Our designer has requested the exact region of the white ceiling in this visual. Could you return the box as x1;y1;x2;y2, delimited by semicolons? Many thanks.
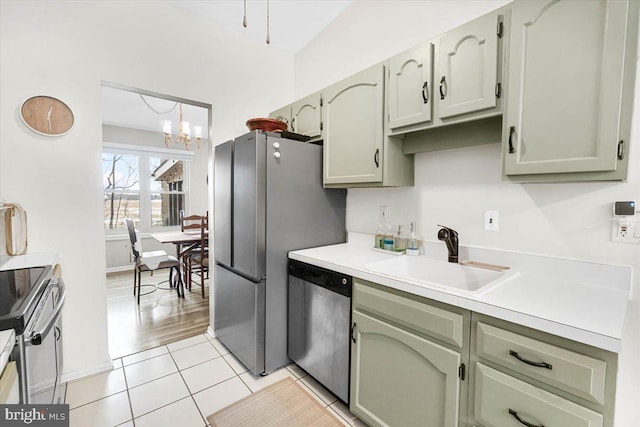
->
101;86;210;138
102;1;351;134
167;0;352;54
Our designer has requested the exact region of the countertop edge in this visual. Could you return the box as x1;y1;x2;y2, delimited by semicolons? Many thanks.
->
289;250;624;353
0;252;60;271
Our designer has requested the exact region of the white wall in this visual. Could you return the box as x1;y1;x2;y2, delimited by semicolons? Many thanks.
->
0;0;293;378
295;0;510;98
295;1;640;425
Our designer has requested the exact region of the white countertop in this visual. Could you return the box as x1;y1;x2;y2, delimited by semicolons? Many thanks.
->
289;234;631;353
0;252;59;271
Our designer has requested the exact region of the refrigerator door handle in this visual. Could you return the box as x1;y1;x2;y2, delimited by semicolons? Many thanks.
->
215;262;265;283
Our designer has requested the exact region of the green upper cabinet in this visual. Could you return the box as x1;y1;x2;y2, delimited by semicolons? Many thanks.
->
268;105;291;129
322;63;385;185
388;42;434;131
290;92;322;139
503;0;639;181
437;11;503;119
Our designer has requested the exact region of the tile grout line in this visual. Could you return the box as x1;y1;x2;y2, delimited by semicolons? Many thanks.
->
126;347;196;421
190;374;245;412
296;374;339;407
327;406;355;426
234;370;254;395
122;353;169;370
123;338;221;392
121;358;136;427
66;368;128;412
167;339;209;426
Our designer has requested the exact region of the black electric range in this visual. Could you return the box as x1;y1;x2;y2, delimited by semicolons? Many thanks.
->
0;265;53;335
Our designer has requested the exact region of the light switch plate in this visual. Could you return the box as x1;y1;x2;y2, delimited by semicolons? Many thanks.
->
484;210;499;232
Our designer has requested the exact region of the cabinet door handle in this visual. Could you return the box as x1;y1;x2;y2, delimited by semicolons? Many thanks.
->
618;140;624;160
422;81;429;104
509;350;552;370
509;409;544;427
508;126;516;154
351;323;357;343
439;76;447;100
291;117;295;132
374;149;380;168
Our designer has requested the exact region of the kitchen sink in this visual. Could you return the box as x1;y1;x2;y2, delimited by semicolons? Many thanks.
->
364;256;517;295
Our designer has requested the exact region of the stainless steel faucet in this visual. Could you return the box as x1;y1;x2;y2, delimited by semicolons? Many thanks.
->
437;225;459;263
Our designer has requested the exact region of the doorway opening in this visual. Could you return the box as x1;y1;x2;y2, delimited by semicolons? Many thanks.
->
101;82;212;358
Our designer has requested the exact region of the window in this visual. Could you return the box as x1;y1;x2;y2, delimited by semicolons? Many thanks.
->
102;147;190;232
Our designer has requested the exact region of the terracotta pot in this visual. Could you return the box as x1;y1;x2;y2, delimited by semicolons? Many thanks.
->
246;118;288;132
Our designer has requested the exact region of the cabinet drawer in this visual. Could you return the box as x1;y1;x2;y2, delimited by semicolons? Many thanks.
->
475;363;603;427
354;281;464;348
476;322;606;404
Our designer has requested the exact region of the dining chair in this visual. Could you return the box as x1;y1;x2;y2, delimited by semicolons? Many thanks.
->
180;210;204;232
125;218;183;304
180;214;208;298
179;210;206;286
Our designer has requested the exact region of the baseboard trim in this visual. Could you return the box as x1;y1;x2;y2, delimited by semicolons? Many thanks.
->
60;360;113;384
207;325;215;338
106;265;133;274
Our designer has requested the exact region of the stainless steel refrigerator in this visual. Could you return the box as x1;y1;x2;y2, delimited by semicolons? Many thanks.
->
213;130;346;375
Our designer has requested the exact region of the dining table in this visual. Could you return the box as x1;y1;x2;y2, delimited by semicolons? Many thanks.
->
150;230;207;289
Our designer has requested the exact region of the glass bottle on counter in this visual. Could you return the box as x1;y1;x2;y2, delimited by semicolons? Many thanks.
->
382;214;394;251
394;225;407;252
406;221;420;256
374;207;388;249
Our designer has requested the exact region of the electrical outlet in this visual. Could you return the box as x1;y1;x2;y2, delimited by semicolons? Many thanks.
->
618;224;628;238
484;210;499;232
611;201;640;244
379;206;389;221
611;219;640;243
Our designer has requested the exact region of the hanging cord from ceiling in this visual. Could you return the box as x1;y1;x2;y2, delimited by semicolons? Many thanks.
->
266;0;270;44
243;0;247;27
139;94;178;115
241;0;271;45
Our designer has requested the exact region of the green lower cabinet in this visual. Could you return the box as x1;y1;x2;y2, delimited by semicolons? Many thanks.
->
350;310;462;427
473;363;603;427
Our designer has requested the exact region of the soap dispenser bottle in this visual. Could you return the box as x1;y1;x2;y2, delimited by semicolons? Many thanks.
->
395;225;407;253
406;222;420;256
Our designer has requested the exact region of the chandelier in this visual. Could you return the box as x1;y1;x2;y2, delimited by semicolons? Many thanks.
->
139;95;202;149
161;104;203;149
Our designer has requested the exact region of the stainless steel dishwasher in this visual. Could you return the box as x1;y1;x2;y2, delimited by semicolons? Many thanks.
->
288;259;351;403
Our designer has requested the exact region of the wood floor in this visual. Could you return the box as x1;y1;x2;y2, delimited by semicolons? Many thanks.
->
106;269;210;358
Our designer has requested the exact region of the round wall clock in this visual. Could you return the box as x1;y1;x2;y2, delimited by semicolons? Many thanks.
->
20;96;74;136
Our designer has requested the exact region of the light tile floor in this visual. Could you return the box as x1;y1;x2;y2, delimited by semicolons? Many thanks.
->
65;332;365;427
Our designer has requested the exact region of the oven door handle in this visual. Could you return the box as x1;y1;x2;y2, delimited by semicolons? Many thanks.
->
28;278;66;346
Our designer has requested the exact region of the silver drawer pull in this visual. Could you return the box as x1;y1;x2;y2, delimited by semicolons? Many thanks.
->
509;409;545;427
509;350;552;370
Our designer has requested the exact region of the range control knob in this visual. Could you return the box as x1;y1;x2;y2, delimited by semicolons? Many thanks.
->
272;142;280;149
274;152;281;158
342;278;347;285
